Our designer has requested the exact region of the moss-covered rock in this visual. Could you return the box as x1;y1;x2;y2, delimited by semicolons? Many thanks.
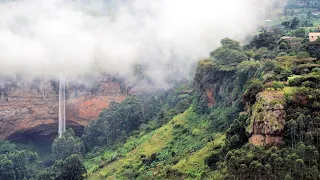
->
247;91;286;146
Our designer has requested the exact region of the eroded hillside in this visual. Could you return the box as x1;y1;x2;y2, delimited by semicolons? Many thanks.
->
0;77;126;142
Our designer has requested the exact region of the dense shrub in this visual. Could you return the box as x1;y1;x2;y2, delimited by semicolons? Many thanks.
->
296;51;310;59
277;52;287;57
289;75;320;87
272;81;285;90
242;79;264;105
293;28;306;37
296;63;320;73
262;60;277;72
312;67;320;73
250;30;278;50
208;107;239;132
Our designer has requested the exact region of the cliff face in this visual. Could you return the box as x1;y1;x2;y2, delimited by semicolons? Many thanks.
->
0;78;126;142
247;91;286;146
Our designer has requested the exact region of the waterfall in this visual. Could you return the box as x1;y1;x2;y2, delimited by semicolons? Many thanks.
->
58;75;66;138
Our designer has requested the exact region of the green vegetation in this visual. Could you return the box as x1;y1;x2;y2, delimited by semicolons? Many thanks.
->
210;38;248;65
52;154;87;180
52;129;85;160
0;142;41;180
0;1;319;179
81;108;221;179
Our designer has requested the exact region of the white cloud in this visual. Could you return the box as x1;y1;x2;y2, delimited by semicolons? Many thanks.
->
0;0;286;86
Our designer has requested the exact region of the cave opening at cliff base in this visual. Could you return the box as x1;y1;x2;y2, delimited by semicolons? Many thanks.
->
7;122;84;162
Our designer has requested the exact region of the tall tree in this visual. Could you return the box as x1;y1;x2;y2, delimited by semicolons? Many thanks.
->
53;154;87;180
52;129;84;160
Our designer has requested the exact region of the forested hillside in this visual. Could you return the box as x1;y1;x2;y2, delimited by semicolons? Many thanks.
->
81;5;320;178
0;0;320;179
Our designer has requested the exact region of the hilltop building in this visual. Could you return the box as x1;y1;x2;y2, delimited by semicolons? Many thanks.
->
309;32;320;42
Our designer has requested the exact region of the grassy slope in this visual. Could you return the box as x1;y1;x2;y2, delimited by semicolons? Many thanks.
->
85;108;224;180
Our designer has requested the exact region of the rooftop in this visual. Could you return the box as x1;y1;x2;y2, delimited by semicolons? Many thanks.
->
309;32;320;36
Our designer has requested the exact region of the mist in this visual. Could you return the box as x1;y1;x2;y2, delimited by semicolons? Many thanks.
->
0;0;286;87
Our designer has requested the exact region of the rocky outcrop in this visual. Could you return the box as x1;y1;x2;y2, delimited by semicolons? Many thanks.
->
247;91;286;146
0;78;126;142
206;88;215;107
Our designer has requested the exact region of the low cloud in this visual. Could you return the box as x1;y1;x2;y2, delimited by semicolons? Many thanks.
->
0;0;286;86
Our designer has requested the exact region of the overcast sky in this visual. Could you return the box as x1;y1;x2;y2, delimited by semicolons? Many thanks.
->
0;0;286;86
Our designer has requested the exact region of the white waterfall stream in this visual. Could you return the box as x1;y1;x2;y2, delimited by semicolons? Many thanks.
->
58;75;66;138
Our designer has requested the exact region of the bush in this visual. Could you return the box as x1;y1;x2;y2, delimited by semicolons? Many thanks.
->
297;63;320;71
277;52;287;57
175;99;191;113
296;51;310;59
289;75;320;87
272;81;285;90
289;77;303;86
293;28;306;37
279;42;288;52
312;68;320;73
262;60;276;72
295;64;320;75
301;81;316;88
242;79;264;105
209;107;239;131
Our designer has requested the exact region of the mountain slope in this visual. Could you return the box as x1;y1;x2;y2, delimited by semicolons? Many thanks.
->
85;108;224;179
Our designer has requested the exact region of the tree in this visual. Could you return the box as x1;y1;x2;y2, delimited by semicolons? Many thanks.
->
220;38;241;50
52;129;85;160
210;38;247;65
275;157;284;177
264;164;272;179
0;155;15;180
210;47;247;65
310;166;319;180
250;30;278;50
227;155;239;179
82;96;145;149
296;51;310;59
242;79;264;105
249;161;260;180
305;132;314;145
297;114;306;142
282;17;300;30
35;171;54;180
53;154;87;180
262;60;276;72
236;60;261;86
290;18;300;29
0;146;40;180
284;174;293;180
307;38;320;59
239;164;248;179
287;119;297;148
295;159;305;179
293;28;306;38
279;42;288;52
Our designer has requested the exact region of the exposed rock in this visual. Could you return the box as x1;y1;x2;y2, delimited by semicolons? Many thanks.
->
206;88;215;107
203;75;235;108
247;91;286;146
0;78;126;141
249;134;284;147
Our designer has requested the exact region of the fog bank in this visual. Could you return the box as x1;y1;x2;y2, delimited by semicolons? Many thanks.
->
0;0;286;86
